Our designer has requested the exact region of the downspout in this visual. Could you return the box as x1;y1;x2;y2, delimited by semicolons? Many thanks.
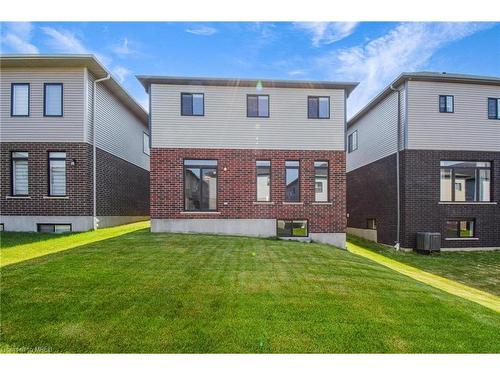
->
390;84;401;250
92;74;111;230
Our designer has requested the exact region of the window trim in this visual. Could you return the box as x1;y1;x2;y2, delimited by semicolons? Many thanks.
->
348;130;358;153
285;160;300;202
307;96;330;119
10;83;30;117
11;151;29;196
256;160;272;202
440;160;491;202
143;132;150;156
37;223;72;233
43;83;64;117
439;95;454;113
48;151;67;197
445;218;475;239
180;92;205;116
246;94;270;118
183;159;218;212
487;97;500;120
276;219;309;238
314;160;329;202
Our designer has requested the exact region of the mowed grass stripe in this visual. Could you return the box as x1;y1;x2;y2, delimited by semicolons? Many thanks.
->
347;242;500;313
0;221;150;267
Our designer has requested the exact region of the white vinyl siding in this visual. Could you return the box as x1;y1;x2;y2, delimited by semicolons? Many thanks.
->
11;83;29;116
49;152;66;196
12;152;29;195
150;84;345;151
0;68;85;142
407;81;500;151
94;82;149;170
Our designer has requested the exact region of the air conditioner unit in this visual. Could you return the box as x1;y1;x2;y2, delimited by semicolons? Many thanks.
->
416;232;441;254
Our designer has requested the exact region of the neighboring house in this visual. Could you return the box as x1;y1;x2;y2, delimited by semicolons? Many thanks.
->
0;55;150;232
346;72;500;250
137;76;358;248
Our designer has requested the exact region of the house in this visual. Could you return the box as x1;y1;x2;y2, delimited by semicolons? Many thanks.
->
346;72;500;250
137;75;358;248
0;55;150;232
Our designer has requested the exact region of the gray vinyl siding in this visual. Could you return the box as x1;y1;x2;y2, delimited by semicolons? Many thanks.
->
0;68;85;142
150;84;345;150
347;86;405;172
94;82;149;170
407;80;500;151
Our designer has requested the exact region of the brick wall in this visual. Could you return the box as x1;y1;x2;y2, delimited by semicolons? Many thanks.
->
1;142;93;216
347;153;398;245
402;149;500;249
151;148;346;233
96;148;149;216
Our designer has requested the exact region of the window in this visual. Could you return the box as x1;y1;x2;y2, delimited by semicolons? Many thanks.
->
285;161;300;202
37;224;72;233
184;160;217;211
181;93;204;116
277;220;308;237
308;96;330;119
488;98;500;119
11;152;29;196
0;224;4;232
440;161;491;202
256;160;271;202
314;161;328;202
348;130;358;153
49;152;67;196
367;219;377;230
11;83;29;116
143;133;150;155
44;83;63;116
445;219;475;239
439;95;454;113
247;95;269;117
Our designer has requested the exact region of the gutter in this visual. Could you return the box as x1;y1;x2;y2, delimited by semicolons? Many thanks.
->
389;84;402;250
92;74;111;230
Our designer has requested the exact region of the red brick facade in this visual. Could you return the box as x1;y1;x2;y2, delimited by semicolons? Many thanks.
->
151;148;346;233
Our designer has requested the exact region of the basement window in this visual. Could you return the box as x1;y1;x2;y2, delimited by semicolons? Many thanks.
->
445;219;475;239
37;224;72;233
367;218;377;230
277;220;308;237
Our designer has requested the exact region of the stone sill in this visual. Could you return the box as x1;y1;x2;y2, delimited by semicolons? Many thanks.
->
180;211;221;215
253;201;275;205
6;196;31;199
43;196;69;199
445;237;479;241
439;201;497;205
282;202;304;205
312;202;333;205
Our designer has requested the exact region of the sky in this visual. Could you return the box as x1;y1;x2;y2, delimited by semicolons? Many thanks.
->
1;22;499;117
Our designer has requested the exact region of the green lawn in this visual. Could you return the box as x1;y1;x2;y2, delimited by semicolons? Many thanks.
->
1;229;499;353
348;235;500;296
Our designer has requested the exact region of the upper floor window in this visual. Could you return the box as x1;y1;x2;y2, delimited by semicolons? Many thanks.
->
440;161;491;202
308;96;330;119
11;83;30;117
314;161;328;202
348;130;358;153
488;98;499;119
11;151;29;196
184;159;217;211
181;93;204;116
285;160;300;202
256;160;271;202
439;95;454;113
143;133;150;156
49;152;67;196
44;83;63;117
247;95;269;118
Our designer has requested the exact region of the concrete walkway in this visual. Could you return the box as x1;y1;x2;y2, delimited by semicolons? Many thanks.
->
1;221;150;267
347;242;500;313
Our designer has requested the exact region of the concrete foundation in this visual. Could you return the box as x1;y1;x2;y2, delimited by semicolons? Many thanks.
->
347;227;377;242
1;215;94;232
310;232;346;249
96;215;149;228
